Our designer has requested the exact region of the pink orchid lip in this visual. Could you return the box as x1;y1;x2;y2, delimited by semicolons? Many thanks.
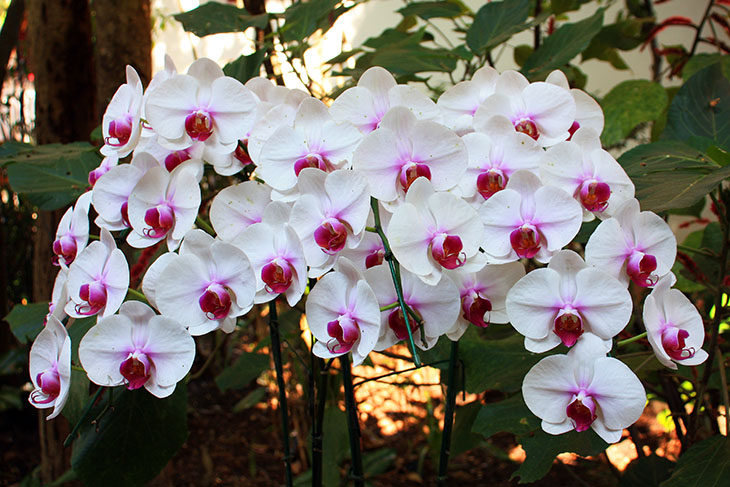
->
566;393;597;432
626;250;658;287
199;283;232;320
326;315;359;354
76;280;108;316
476;168;508;200
31;365;61;404
52;235;77;266
567;121;580;140
106;114;133;147
234;141;253;166
513;118;539;141
143;204;175;239
121;201;131;228
294;153;331;176
89;165;109;186
509;223;541;259
661;326;695;361
314;218;348;255
578;180;610;213
120;351;152;390
165;149;192;172
365;248;385;269
185;110;214;142
461;289;492;328
388;307;419;341
262;258;294;294
553;308;583;347
399;162;431;193
431;234;465;269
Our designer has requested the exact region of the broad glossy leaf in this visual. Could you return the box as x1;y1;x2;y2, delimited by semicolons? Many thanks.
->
682;53;727;81
550;0;592;14
664;63;730;151
173;2;269;36
521;9;604;80
5;302;47;344
660;435;730;487
223;50;267;84
215;351;270;392
71;384;188;487
370;44;458;75
466;0;530;53
618;141;730;212
601;80;667;146
472;394;540;439
512;429;609;483
281;0;348;42
3;142;100;210
397;1;464;20
621;454;674;487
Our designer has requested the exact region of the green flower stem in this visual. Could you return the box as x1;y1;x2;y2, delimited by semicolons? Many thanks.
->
63;386;105;447
312;355;327;487
677;244;717;259
617;332;647;347
437;340;460;486
195;216;215;236
126;287;149;304
341;357;364;487
379;302;400;312
371;198;421;367
268;299;293;487
364;226;377;233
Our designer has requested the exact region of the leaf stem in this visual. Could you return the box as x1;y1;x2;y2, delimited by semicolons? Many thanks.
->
195;216;215;236
126;287;149;304
268;299;293;487
437;340;460;486
341;357;364;487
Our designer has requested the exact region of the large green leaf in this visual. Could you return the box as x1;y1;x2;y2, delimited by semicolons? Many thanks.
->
4;302;47;344
601;80;668;146
215;351;270;392
660;435;730;487
521;8;604;80
280;0;349;42
472;394;540;439
512;429;609;483
397;1;465;20
682;53;727;81
621;454;674;487
450;401;484;457
663;63;730;151
223;50;267;84
466;0;530;53
370;44;458;75
2;142;100;210
71;384;188;487
618;141;730;212
173;2;269;37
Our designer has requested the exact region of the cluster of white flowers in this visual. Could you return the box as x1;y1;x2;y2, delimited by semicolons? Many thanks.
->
30;57;708;444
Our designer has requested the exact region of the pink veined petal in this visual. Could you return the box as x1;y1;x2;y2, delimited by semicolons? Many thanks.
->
522;355;577;424
546;250;587;300
78;314;135;387
325;169;370;234
532;185;583;251
632;211;677;276
305;271;351;338
472;95;513;133
539;141;584;194
428;191;483;256
143;315;196;387
156;255;212;334
209;241;256;312
590;419;624;444
99;248;130;318
294;98;331;145
358;66;397;116
187;57;224;91
319;120;363;166
388;202;434;277
495;70;530;97
588;149;635;217
409;120;467;191
643;293;677;368
352;279;383;364
257;126;309;191
573;89;604;135
404;271;460;343
388;85;442;123
522;82;576;142
584;217;631;281
506;268;562;341
479;188;524;259
208;76;257;144
145;75;198;140
573;269;632;339
545;69;570;90
587;357;646;430
352;128;403;202
179;227;215;257
328;87;379;133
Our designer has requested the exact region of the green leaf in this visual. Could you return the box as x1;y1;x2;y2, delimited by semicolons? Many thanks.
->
663;63;730;151
550;0;592;14
362;448;396;477
621;454;674;487
370;44;458;75
232;387;267;413
223;50;267;84
512;429;609;483
397;1;464;20
71;384;188;487
466;0;530;53
472;394;540;439
450;401;484;457
215;351;270;392
173;2;269;37
280;0;347;42
4;302;46;344
323;405;349;487
682;53;726;81
2;142;101;210
601;80;668;146
61;369;90;427
660;435;730;487
618;141;730;212
708;145;730;167
521;8;604;80
513;44;533;67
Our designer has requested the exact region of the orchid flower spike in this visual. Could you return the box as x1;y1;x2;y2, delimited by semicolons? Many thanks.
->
79;300;196;398
53;191;92;267
585;198;676;287
522;334;646;444
28;316;71;419
306;258;382;365
506;250;632;352
643;274;708;369
479;170;583;264
65;228;129;319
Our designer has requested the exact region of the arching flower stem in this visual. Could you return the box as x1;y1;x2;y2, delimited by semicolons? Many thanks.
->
437;340;460;487
371;198;421;367
268;299;293;487
311;355;328;487
341;356;365;487
126;287;149;305
617;332;648;347
63;386;105;447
